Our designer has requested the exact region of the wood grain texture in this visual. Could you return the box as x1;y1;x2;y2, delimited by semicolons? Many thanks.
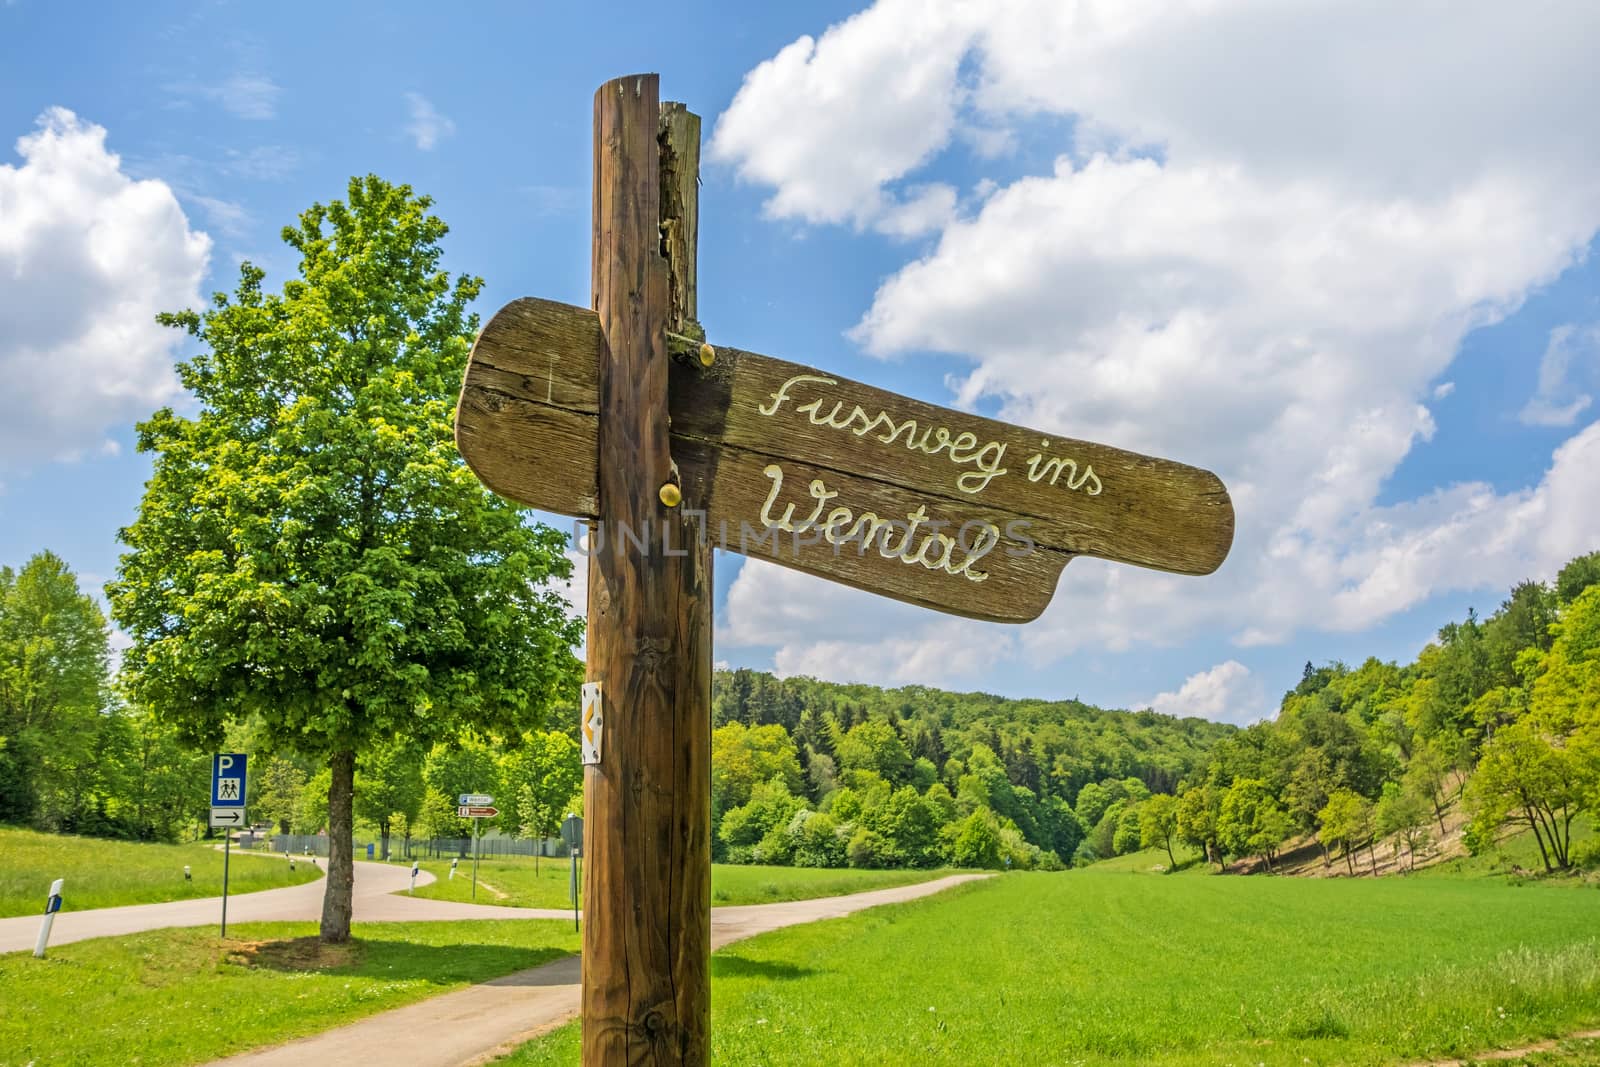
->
457;298;1235;624
579;76;711;1066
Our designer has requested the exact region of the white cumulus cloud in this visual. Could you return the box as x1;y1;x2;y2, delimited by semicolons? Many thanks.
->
0;108;210;468
711;0;1600;696
1145;660;1268;726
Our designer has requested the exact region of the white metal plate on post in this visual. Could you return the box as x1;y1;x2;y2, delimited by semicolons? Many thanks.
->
581;682;603;765
210;807;246;828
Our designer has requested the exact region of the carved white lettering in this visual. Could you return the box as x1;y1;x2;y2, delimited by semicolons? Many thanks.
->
759;464;996;583
758;374;1102;498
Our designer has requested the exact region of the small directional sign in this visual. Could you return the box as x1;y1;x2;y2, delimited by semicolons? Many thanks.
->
457;805;499;819
581;682;603;766
210;807;246;828
458;793;493;806
212;753;247;807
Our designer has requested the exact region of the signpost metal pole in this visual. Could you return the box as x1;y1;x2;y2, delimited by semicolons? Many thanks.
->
471;817;480;902
220;829;230;938
211;753;247;939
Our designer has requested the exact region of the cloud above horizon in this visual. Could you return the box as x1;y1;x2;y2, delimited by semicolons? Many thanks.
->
710;0;1600;700
0;108;210;468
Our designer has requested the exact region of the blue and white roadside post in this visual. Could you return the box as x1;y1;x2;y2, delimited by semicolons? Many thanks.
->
410;861;420;894
450;858;459;880
210;753;248;937
33;878;64;958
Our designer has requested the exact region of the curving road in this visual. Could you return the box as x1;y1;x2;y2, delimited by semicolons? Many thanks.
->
209;873;991;1067
0;857;573;955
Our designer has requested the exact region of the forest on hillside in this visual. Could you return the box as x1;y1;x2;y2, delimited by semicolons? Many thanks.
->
4;547;1596;875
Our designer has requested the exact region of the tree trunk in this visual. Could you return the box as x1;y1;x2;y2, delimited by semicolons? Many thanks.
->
1343;846;1354;877
1164;840;1176;870
380;817;391;862
320;748;356;943
1367;840;1378;876
1524;803;1553;872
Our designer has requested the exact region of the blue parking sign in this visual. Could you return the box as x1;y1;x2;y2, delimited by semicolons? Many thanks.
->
212;753;248;807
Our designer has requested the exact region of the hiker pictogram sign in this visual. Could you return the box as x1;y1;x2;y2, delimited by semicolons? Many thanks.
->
452;72;1232;1067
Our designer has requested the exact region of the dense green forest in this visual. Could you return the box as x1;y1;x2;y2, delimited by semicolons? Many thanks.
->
1162;551;1600;877
4;546;1597;874
697;550;1598;875
704;671;1233;869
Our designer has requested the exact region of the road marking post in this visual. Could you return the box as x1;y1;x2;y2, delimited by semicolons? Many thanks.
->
410;861;419;895
33;878;63;958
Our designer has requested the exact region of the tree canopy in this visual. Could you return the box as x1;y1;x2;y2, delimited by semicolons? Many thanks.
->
110;176;582;940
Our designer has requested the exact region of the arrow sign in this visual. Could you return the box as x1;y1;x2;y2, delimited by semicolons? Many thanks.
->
456;298;1233;624
209;807;245;827
457;805;499;819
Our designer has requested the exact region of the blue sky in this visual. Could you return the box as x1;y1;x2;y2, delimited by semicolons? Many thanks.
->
3;1;1598;724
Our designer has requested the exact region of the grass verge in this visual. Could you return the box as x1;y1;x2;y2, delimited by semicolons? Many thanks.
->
497;870;1600;1066
0;826;321;917
0;918;577;1067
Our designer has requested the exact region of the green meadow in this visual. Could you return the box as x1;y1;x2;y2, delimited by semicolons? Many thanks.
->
499;870;1600;1067
0;826;320;917
0;919;577;1067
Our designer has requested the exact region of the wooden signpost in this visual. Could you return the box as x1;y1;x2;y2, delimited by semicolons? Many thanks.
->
455;73;1234;1066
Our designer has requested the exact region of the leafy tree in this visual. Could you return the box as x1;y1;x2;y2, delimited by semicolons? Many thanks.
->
1317;788;1373;876
1555;551;1600;605
110;177;580;942
1138;793;1181;868
946;807;1003;869
422;737;501;849
711;722;803;820
502;730;582;869
1374;780;1432;871
1176;782;1223;868
1465;719;1588;871
355;741;424;860
1218;778;1292;871
720;777;805;861
0;552;110;826
255;757;309;834
880;785;941;867
1112;804;1143;855
122;711;209;841
786;810;846;868
1402;742;1451;834
836;718;912;784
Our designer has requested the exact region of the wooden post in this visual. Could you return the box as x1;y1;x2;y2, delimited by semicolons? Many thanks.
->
582;73;712;1065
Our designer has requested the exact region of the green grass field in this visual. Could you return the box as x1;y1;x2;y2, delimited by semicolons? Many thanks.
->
0;826;321;917
0;919;578;1067
406;855;960;908
498;870;1600;1066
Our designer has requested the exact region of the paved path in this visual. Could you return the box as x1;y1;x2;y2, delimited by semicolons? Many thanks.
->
0;856;572;954
210;874;991;1067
